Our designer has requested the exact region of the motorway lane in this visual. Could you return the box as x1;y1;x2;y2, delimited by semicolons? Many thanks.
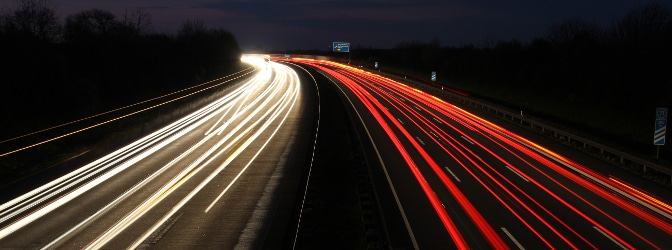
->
0;55;315;249
288;58;672;249
283;61;418;249
295;60;466;249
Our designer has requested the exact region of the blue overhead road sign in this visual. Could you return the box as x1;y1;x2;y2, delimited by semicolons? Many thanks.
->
333;42;350;52
654;107;667;145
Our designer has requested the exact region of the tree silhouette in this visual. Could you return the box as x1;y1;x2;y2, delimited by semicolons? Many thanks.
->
121;8;152;36
0;3;242;139
5;0;60;42
63;9;117;43
547;18;602;47
614;1;671;51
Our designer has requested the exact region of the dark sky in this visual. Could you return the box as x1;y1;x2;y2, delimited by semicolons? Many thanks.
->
1;0;667;51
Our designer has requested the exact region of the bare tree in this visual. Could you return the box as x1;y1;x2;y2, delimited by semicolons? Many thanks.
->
547;18;601;46
63;8;117;43
615;2;672;50
121;7;152;36
178;19;206;38
10;0;61;41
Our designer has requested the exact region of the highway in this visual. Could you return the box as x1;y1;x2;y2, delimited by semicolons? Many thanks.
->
2;54;672;250
0;55;314;249
283;58;672;249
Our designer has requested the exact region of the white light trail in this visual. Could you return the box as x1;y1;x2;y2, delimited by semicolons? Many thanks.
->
0;55;301;248
85;59;300;249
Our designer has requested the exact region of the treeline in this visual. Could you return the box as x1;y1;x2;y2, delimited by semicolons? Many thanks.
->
0;0;241;138
364;2;671;109
353;2;672;154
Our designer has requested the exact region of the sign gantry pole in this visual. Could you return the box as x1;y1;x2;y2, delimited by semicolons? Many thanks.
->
332;42;350;63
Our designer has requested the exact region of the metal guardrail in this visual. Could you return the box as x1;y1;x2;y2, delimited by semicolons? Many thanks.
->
374;70;672;186
270;54;671;186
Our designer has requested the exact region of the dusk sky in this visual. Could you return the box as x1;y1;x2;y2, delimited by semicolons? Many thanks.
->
1;0;667;51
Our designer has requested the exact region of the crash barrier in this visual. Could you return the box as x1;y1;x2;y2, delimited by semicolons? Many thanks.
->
376;71;672;186
268;54;672;186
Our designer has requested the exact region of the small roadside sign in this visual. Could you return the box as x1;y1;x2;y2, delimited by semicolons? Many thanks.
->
654;107;667;145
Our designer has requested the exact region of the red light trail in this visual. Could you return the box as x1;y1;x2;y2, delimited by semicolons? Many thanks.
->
282;58;672;249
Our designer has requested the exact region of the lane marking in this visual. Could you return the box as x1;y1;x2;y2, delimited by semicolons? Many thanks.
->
328;75;419;249
505;166;530;182
444;167;461;182
460;136;474;145
505;131;672;221
501;227;525;250
593;226;628;250
415;136;426;145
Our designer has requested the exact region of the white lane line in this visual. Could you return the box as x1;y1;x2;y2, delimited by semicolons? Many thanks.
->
504;131;672;221
204;83;251;135
0;67;256;225
329;75;419;250
127;62;300;250
205;77;297;213
505;166;530;182
444;167;461;182
415;136;426;145
397;118;404;124
593;226;628;250
460;136;474;145
501;227;525;250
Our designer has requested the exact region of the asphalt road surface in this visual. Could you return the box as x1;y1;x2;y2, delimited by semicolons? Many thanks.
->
287;58;672;250
3;55;672;250
0;56;316;249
